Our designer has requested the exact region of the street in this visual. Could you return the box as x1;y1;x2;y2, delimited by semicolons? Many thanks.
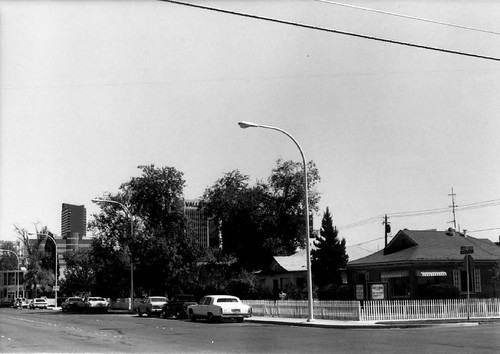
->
1;308;499;353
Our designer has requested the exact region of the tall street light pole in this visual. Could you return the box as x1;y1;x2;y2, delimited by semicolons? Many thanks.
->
0;249;20;300
92;198;134;311
30;233;58;308
238;121;314;322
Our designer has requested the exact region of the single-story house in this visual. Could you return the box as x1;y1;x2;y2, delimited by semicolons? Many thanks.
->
258;249;308;298
347;229;500;300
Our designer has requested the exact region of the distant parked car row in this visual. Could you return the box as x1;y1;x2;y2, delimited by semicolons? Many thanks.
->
61;297;109;313
136;294;251;323
13;297;48;310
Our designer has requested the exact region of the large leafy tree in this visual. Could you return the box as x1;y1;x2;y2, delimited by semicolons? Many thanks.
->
200;159;320;271
89;164;201;297
60;249;95;296
311;207;348;289
267;159;320;254
14;225;56;298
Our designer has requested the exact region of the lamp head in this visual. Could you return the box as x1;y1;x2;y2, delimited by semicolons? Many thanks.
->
238;121;259;129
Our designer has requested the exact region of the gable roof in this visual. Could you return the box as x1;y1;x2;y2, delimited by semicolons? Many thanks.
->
271;249;307;273
348;229;500;267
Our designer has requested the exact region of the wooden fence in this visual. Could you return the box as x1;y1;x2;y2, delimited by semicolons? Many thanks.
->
243;298;500;321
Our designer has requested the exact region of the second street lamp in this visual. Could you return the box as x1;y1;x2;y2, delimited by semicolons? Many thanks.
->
92;198;135;311
29;233;58;308
238;121;314;322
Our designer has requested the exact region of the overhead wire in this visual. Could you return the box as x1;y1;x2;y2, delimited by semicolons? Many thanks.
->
338;198;500;231
313;0;500;36
160;0;500;62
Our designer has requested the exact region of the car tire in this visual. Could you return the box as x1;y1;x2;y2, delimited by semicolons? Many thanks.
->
146;309;151;317
236;318;244;323
189;312;196;322
138;309;143;317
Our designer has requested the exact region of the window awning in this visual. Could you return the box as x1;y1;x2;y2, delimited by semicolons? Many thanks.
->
381;270;409;279
416;270;447;277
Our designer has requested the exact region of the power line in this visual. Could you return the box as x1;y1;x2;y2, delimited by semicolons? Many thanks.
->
160;0;500;62
338;198;500;230
314;0;500;36
467;227;500;234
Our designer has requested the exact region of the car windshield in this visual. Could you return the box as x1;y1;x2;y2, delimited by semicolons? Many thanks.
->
216;298;238;303
35;299;46;303
150;297;167;302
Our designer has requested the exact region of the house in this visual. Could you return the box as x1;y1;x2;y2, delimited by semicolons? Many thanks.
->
258;245;365;298
259;249;308;299
347;229;500;300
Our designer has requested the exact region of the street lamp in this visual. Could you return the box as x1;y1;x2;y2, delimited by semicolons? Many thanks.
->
238;121;314;321
29;233;58;308
0;249;20;300
92;198;134;311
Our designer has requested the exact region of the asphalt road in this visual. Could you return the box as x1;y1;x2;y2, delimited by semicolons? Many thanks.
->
1;308;499;353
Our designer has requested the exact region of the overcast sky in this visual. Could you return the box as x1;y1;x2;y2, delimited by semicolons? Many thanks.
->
1;0;499;251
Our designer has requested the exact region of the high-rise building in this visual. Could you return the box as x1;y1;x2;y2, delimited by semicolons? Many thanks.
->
184;199;219;248
61;203;87;251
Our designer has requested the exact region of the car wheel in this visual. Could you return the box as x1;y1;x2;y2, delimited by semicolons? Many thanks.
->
146;309;151;317
236;317;244;323
189;312;196;322
138;309;143;317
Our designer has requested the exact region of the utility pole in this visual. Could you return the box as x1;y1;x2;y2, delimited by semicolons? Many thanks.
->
448;188;458;230
383;214;391;251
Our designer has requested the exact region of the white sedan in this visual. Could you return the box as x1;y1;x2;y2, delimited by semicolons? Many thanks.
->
83;297;108;313
187;295;252;323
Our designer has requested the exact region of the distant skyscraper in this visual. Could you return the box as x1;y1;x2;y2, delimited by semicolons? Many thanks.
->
61;203;87;250
184;199;217;248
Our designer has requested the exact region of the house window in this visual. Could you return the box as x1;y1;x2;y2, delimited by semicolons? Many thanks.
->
389;277;410;297
454;268;481;293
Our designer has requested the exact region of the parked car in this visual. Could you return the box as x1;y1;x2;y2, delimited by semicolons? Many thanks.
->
13;297;29;309
29;298;48;310
187;295;252;323
83;297;108;313
61;297;86;312
137;296;168;317
161;294;197;319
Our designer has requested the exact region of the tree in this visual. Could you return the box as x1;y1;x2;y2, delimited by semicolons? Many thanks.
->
89;164;201;297
200;159;321;271
60;249;95;297
311;207;348;291
14;225;56;298
266;159;320;255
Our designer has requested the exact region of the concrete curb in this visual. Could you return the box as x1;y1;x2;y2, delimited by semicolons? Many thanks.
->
245;316;483;329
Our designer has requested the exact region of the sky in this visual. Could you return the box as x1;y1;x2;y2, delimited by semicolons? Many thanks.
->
1;0;499;253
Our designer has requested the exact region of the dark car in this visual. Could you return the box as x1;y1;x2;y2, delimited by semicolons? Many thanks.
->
161;294;197;319
61;297;86;312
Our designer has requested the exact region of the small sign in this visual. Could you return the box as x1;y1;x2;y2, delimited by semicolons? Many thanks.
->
460;246;474;254
371;284;385;300
356;285;364;300
53;286;60;291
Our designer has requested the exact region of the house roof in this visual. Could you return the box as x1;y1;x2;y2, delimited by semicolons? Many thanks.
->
272;249;307;272
264;244;372;274
348;229;500;267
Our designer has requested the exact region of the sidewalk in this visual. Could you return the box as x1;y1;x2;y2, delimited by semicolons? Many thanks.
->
245;316;483;329
107;309;485;328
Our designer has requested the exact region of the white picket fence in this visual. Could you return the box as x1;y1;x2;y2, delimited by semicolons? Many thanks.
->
244;300;360;320
243;298;500;321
